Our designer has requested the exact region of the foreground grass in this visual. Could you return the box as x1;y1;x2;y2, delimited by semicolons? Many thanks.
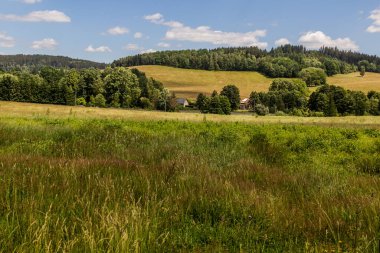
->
0;103;380;252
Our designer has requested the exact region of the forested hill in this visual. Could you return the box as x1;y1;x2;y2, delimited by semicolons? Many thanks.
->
0;54;107;71
113;45;380;78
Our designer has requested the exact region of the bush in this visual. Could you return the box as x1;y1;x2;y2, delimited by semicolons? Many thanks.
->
140;97;153;109
299;67;327;87
94;94;106;108
254;104;269;116
275;111;287;116
76;97;87;106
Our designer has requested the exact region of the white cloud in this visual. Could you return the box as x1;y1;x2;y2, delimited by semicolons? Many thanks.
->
134;32;143;39
107;26;129;35
144;13;164;24
158;42;170;48
0;32;15;48
31;38;57;50
144;13;267;48
22;0;42;4
123;44;142;51
275;38;290;46
367;8;380;33
85;45;112;53
0;10;71;22
141;49;156;54
298;31;359;51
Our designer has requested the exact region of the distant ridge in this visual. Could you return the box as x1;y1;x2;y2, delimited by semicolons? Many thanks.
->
113;45;380;78
0;54;107;70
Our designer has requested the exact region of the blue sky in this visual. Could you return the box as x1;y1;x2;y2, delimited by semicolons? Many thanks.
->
0;0;380;63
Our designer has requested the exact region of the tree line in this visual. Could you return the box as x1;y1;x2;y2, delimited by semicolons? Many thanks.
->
0;55;107;72
113;45;380;78
0;66;178;111
195;80;380;116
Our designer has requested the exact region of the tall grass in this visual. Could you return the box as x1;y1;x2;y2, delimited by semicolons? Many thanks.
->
0;116;380;252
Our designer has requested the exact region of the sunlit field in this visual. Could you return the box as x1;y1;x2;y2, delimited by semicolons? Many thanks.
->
132;66;380;99
328;72;380;93
2;101;380;128
132;65;273;99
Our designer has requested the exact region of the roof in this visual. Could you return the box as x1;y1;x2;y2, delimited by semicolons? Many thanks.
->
241;98;249;104
176;98;188;104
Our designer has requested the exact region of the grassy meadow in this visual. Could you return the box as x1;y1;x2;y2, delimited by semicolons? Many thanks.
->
0;102;380;252
132;65;273;98
327;72;380;93
132;66;380;99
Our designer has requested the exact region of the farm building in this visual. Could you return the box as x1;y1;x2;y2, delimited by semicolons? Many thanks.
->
240;98;250;110
176;98;189;107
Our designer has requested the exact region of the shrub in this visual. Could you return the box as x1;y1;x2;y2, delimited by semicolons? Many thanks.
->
254;104;269;116
94;94;106;108
76;97;87;106
140;97;153;109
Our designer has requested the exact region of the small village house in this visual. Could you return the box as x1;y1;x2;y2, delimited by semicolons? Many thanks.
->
240;98;250;110
176;98;189;107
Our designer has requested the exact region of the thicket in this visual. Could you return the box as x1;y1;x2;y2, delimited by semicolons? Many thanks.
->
113;45;380;78
0;66;178;111
247;79;380;116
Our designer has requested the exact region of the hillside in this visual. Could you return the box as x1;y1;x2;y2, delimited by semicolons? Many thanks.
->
114;46;380;79
132;65;273;98
0;54;107;70
327;72;380;93
132;66;380;99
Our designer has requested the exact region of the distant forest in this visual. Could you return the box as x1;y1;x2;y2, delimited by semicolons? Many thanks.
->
113;45;380;78
0;54;107;71
0;66;178;111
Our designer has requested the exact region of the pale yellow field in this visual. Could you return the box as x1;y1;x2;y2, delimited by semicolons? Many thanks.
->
133;65;272;99
327;72;380;92
133;66;380;99
1;101;380;128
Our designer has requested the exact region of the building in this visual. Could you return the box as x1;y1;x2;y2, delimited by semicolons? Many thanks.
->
240;98;250;110
176;98;189;107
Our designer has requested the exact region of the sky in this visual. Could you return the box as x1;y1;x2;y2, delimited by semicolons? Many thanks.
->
0;0;380;63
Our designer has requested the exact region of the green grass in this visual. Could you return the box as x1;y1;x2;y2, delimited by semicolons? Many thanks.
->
3;101;380;128
1;102;380;252
133;66;380;99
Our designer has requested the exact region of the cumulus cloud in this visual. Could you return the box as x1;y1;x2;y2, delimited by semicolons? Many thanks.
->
158;42;170;48
134;32;143;39
85;45;112;53
367;8;380;33
31;38;57;50
22;0;42;4
0;10;71;22
275;38;290;46
0;32;15;48
144;13;267;48
298;31;359;51
123;44;142;51
141;49;157;54
107;26;129;35
144;13;164;24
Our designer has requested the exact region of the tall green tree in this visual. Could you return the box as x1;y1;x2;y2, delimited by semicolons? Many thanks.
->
220;85;241;111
